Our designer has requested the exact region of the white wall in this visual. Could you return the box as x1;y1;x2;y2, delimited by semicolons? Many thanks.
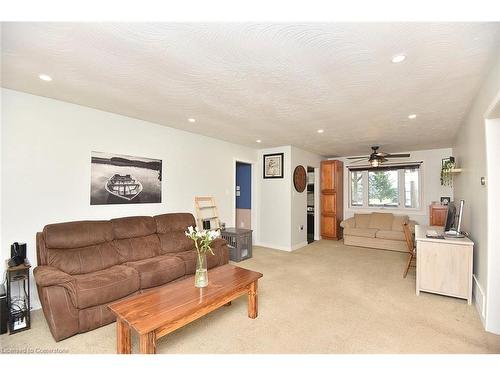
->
257;145;323;251
453;51;500;331
257;146;292;250
337;148;454;224
485;118;500;334
1;89;258;309
290;146;323;249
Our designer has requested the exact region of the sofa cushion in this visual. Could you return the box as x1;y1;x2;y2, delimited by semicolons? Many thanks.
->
71;265;139;309
47;242;120;275
155;213;196;254
354;214;371;229
111;216;156;240
113;234;161;263
174;248;223;275
44;221;113;249
392;215;409;232
124;255;186;289
154;213;196;232
375;230;406;241
343;227;378;238
368;213;394;230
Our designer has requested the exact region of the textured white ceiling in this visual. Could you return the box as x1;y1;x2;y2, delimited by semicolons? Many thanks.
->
2;22;500;156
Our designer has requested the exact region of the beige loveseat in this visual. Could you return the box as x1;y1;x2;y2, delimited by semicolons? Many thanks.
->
340;212;416;253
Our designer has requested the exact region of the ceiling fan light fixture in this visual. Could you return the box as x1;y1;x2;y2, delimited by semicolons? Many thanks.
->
370;159;380;167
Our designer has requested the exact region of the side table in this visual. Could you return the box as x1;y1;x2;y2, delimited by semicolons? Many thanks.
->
5;261;31;334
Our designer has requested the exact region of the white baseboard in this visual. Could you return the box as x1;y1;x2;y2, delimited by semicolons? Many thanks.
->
473;274;486;326
253;242;292;252
291;241;308;251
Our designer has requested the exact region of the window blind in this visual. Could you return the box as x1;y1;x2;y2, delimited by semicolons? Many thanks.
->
347;161;422;172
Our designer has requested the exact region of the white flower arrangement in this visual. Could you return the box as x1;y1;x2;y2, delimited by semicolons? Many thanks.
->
185;226;221;255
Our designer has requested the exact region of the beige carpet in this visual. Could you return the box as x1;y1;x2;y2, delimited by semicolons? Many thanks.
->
2;240;500;354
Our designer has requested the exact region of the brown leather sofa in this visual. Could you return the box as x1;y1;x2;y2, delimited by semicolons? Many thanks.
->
34;213;228;341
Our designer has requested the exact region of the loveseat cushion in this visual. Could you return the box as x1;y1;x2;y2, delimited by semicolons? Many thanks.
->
392;215;409;232
124;255;186;289
70;265;139;309
375;230;406;241
44;220;113;249
174;248;223;275
47;241;120;275
343;228;378;238
368;213;394;230
354;214;371;229
154;213;196;254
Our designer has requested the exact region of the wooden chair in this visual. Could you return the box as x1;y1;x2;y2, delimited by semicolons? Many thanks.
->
402;222;416;278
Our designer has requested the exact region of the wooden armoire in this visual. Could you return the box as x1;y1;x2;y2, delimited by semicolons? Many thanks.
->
320;160;344;240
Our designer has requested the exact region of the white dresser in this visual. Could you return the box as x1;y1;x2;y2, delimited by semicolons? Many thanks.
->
415;225;474;304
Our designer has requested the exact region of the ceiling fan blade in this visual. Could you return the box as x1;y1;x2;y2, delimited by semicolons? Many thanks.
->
347;156;369;160
385;153;411;158
348;159;368;165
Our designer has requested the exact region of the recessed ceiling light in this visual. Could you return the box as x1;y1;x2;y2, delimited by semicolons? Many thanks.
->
317;129;324;134
256;139;262;143
408;114;417;119
188;118;196;123
391;55;406;63
39;74;52;81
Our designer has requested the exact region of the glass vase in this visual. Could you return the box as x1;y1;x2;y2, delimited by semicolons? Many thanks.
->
195;252;208;287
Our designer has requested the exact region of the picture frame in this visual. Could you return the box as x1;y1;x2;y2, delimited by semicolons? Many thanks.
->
440;196;451;206
90;151;162;205
263;153;284;179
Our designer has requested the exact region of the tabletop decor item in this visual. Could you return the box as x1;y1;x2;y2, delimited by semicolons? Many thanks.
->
185;226;220;287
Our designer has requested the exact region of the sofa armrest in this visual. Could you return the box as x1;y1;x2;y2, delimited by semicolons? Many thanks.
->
408;220;417;233
34;266;74;287
340;217;355;229
211;237;229;265
212;237;228;248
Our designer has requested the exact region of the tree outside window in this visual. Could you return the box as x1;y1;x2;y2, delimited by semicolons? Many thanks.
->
368;170;398;207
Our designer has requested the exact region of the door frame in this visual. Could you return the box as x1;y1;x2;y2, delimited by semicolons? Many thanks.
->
232;158;256;235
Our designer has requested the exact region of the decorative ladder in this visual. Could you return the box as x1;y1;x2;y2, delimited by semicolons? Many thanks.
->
194;196;221;230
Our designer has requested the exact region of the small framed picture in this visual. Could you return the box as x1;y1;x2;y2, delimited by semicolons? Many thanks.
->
440;196;451;205
263;153;284;179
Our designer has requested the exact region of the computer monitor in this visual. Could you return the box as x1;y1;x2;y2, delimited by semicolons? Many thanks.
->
444;202;456;232
445;200;465;238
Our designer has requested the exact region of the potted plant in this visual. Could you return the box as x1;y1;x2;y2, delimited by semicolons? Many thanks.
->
185;226;220;287
441;157;455;187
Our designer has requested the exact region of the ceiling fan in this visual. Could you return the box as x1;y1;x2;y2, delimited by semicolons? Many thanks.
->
347;146;410;167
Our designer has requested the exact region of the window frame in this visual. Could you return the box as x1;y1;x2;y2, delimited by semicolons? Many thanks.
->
348;167;423;211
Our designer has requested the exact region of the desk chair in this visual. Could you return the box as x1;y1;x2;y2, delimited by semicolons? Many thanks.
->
403;222;416;278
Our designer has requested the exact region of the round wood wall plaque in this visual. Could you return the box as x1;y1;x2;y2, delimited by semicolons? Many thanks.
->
293;165;307;193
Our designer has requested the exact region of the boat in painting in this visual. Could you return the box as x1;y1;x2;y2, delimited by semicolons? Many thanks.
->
105;174;143;201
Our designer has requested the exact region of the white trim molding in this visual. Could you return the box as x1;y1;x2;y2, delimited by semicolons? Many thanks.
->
473;274;486;326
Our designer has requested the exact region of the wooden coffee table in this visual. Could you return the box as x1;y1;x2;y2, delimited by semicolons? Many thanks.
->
108;264;263;354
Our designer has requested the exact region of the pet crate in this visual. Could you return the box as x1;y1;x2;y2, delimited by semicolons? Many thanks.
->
220;228;253;262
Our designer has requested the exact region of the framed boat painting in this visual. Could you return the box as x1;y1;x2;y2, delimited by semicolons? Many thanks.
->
90;151;162;205
263;152;284;179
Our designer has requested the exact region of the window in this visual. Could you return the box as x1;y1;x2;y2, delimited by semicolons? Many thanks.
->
404;168;419;208
348;167;421;210
350;171;363;206
368;170;398;207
